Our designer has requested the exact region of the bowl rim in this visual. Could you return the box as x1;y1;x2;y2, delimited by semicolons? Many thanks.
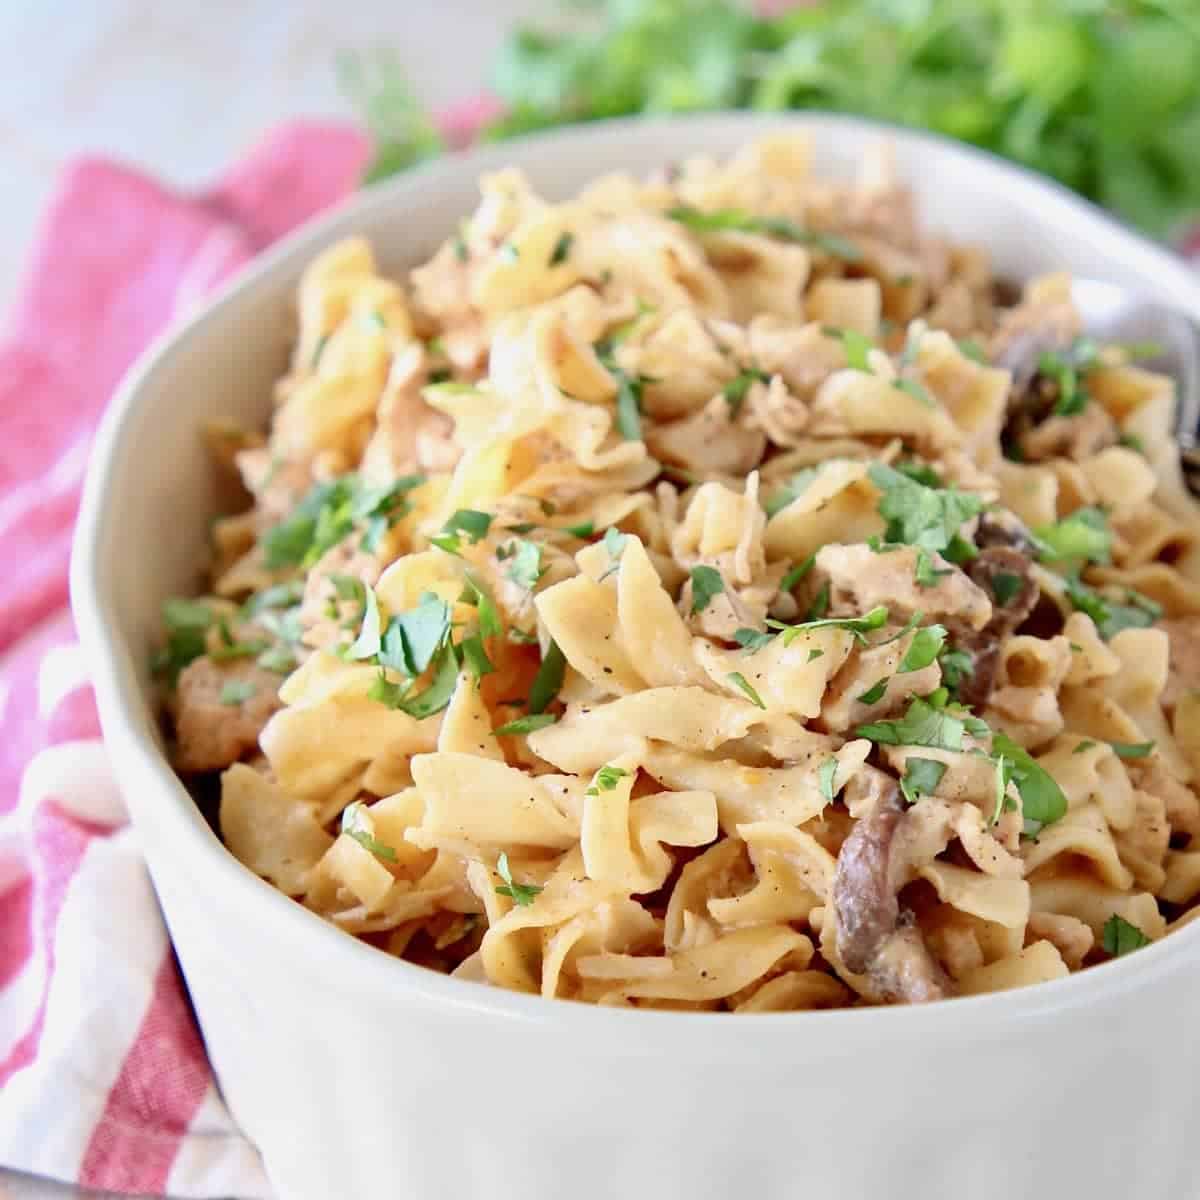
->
71;110;1200;1045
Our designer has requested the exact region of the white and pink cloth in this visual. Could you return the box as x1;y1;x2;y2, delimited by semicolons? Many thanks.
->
0;120;372;1197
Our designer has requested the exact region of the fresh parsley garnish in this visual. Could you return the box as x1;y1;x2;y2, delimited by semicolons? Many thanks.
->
779;554;816;593
340;801;398;862
1034;507;1111;564
378;592;452;677
898;624;947;673
937;646;974;695
817;757;839;803
857;678;889;705
1109;740;1155;759
868;463;984;561
528;640;566;714
1064;575;1161;640
900;757;947;805
586;764;630;796
494;713;558;737
1038;336;1100;417
855;693;980;751
459;574;503;639
763;467;822;518
722;368;770;414
666;206;861;260
459;634;495;681
990;571;1024;607
727;671;766;709
549;230;574;265
563;520;594;539
599;526;628;580
154;598;214;683
773;605;889;647
733;627;774;652
1073;740;1098;754
495;851;542;907
690;565;725;614
430;509;493;555
991;732;1068;835
504;539;546;592
1102;914;1152;957
825;326;874;372
346;587;384;660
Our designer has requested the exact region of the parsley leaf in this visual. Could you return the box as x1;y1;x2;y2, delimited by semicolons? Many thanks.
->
727;671;766;709
494;713;558;737
380;592;451;676
898;624;948;673
219;679;256;707
1110;740;1155;759
340;802;398;862
990;571;1024;606
855;694;974;751
868;463;984;557
763;467;822;518
722;368;770;414
1073;740;1098;754
346;587;383;660
937;646;974;695
826;326;874;372
806;581;831;621
549;230;574;265
586;764;629;796
779;554;816;593
817;757;839;803
690;565;725;614
495;851;542;907
666;206;861;260
913;547;952;588
900;757;947;805
613;369;645;441
991;732;1067;835
563;520;594;539
459;633;495;681
430;509;493;555
856;678;889;705
1102;914;1152;957
1038;337;1100;417
505;539;546;591
1034;507;1111;564
776;605;889;647
733;627;774;652
459;574;503;639
154;598;214;683
528;640;566;714
1064;575;1161;640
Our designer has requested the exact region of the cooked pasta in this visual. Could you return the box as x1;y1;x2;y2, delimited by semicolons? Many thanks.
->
157;135;1200;1011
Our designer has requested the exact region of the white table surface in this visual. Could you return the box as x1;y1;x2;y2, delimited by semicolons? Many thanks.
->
0;3;537;1196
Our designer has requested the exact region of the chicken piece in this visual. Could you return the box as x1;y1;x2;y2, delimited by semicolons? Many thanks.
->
831;783;954;1004
171;658;283;773
815;542;992;631
645;394;767;477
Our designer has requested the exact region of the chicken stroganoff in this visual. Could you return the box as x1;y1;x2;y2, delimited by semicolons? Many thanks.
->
158;136;1200;1010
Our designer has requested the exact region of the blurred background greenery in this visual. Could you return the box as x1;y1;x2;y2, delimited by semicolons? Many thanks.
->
342;0;1200;240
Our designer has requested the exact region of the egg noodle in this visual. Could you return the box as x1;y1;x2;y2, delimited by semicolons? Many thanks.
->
159;135;1200;1010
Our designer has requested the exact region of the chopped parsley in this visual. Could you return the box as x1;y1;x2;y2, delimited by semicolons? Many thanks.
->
219;679;256;707
495;852;542;907
991;732;1068;835
779;554;816;592
900;757;947;805
1102;914;1152;957
898;624;948;673
690;565;725;614
1110;740;1155;759
586;764;630;796
1034;507;1111;564
563;520;594;539
549;230;574;265
868;463;984;561
990;571;1024;606
665;206;861;260
936;646;974;695
368;639;459;718
528;640;566;714
855;693;984;751
1064;575;1161;640
494;713;558;737
727;671;766;709
459;574;503;639
504;539;546;592
154;598;214;683
379;592;452;677
763;467;822;518
825;326;874;372
459;634;495;681
346;588;384;660
956;338;987;365
613;369;646;441
817;757;839;803
599;526;628;580
894;377;934;407
1073;740;1098;754
806;581;831;620
856;678;889;705
733;627;774;652
430;509;493;555
913;547;952;588
774;605;889;647
722;368;770;414
1038;336;1100;417
340;802;398;862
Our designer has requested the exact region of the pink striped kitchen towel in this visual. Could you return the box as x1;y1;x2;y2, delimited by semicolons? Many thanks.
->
0;119;371;1198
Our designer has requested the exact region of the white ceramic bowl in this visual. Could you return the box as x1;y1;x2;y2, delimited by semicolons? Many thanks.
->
72;114;1200;1200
